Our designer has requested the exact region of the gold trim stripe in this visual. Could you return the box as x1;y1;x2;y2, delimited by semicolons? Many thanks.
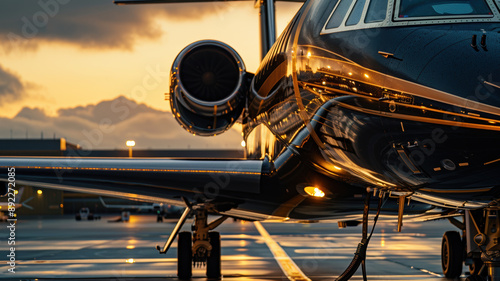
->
420;187;493;193
257;60;288;97
303;52;500;117
300;80;500;125
337;102;500;131
272;195;306;218
0;165;260;175
484;158;500;166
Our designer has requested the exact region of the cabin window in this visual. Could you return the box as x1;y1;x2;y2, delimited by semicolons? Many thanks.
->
397;0;493;19
346;0;367;26
364;0;387;23
326;0;353;29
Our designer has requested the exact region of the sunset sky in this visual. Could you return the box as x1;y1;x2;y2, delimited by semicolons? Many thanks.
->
0;0;302;149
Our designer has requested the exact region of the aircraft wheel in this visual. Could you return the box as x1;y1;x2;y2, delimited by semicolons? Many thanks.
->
178;231;192;280
206;231;221;279
442;231;463;278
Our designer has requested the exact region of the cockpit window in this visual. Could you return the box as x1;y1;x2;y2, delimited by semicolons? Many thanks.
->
346;0;366;26
322;0;500;35
365;0;388;23
326;0;353;29
397;0;493;19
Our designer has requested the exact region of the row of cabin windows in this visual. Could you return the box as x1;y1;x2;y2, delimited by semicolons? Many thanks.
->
326;0;495;30
326;0;388;29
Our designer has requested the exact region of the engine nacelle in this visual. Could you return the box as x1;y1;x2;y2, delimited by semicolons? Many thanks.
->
169;40;250;136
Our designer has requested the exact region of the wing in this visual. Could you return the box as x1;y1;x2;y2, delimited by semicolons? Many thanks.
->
0;157;268;219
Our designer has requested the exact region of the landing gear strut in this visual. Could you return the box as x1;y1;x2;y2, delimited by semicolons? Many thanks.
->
443;208;500;281
156;203;227;280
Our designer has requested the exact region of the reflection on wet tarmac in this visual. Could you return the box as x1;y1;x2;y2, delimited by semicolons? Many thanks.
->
0;215;464;280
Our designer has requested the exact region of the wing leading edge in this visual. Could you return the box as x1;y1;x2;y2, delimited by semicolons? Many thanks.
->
0;157;264;214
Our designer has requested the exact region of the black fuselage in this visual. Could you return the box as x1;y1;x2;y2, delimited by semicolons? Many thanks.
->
2;0;500;222
244;0;500;217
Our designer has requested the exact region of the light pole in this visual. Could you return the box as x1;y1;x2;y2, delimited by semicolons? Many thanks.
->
126;140;135;158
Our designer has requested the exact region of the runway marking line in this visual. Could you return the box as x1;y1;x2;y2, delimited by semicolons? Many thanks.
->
254;221;311;281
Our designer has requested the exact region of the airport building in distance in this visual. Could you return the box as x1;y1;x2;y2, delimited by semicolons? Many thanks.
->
0;138;243;216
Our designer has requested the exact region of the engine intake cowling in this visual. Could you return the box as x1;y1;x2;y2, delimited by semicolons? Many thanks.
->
170;40;250;136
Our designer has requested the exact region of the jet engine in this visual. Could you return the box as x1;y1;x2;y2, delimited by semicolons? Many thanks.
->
169;40;250;136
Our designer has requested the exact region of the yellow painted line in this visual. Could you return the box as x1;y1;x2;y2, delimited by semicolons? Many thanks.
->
254;221;311;281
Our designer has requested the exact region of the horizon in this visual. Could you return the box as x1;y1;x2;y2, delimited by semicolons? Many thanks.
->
0;1;302;149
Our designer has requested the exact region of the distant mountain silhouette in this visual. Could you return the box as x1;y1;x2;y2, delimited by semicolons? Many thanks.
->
1;96;242;150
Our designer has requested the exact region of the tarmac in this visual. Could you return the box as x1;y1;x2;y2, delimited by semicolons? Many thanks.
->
0;214;466;280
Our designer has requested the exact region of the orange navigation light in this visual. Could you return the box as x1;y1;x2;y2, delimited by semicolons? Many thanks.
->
304;186;325;198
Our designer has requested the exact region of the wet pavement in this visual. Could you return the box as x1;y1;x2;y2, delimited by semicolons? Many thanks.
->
0;214;466;280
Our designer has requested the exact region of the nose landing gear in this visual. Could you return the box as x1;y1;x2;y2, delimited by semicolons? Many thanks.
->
443;208;500;281
177;229;222;279
156;202;227;280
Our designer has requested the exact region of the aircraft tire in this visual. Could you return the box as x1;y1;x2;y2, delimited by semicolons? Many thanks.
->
178;231;192;280
442;231;463;278
206;231;221;279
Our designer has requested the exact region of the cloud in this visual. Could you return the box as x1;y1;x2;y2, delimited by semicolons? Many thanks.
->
0;0;231;52
15;107;48;121
0;96;243;149
56;96;154;125
0;65;29;102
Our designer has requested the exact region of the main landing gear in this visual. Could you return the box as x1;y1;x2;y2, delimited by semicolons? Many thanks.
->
441;208;500;281
156;202;227;280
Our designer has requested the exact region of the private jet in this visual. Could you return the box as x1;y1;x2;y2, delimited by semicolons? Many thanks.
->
0;187;33;218
2;0;500;280
99;196;185;220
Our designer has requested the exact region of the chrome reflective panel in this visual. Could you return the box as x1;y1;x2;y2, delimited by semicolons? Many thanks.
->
245;0;500;209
